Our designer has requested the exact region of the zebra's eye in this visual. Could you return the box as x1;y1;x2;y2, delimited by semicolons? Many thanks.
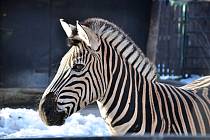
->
72;64;85;72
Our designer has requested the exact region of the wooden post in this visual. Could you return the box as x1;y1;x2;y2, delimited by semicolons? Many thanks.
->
146;0;162;64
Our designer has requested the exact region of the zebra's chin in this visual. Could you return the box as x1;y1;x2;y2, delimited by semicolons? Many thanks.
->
39;109;67;126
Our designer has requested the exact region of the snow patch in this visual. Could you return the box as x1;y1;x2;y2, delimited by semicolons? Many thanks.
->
159;74;201;84
179;74;201;84
0;108;110;138
159;75;180;80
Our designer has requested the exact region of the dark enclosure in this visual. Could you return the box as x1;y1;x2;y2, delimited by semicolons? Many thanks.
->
0;0;152;88
156;2;210;76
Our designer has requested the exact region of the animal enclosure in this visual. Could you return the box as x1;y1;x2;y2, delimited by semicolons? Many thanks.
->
156;1;210;76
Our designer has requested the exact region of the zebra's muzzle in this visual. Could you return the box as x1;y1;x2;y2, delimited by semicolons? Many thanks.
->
39;92;68;126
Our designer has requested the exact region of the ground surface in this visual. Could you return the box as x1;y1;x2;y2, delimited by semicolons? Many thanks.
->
0;108;109;138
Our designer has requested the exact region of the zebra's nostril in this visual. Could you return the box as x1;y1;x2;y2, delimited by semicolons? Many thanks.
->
39;92;67;126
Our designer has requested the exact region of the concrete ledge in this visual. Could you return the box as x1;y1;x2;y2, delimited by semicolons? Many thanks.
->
0;88;44;109
0;88;100;116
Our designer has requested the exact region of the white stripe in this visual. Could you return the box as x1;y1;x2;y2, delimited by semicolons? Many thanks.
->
112;34;123;47
101;28;114;38
133;55;143;69
137;59;147;73
122;45;134;58
116;39;130;52
98;25;107;35
106;31;119;42
128;51;139;64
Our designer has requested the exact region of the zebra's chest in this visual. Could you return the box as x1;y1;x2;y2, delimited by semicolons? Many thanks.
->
96;101;138;135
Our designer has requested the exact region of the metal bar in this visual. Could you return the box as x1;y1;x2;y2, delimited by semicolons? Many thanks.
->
7;135;210;140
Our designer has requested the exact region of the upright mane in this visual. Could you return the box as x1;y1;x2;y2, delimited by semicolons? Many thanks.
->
82;18;157;81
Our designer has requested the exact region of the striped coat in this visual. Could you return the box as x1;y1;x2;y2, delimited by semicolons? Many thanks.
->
39;18;210;136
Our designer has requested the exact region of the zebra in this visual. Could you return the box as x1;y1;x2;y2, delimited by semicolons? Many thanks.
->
39;18;210;136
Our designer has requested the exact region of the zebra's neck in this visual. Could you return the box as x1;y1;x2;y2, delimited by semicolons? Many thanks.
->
97;58;143;135
82;18;158;134
83;18;157;82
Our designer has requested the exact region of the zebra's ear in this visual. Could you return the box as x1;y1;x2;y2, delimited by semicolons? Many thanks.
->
60;19;75;37
76;21;91;46
76;21;100;50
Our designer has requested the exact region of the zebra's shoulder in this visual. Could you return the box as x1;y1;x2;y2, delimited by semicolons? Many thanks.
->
82;18;157;81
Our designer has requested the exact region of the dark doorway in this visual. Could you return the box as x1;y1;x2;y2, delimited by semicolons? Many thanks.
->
0;0;152;88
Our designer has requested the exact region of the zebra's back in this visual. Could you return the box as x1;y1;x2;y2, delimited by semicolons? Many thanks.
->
152;81;210;135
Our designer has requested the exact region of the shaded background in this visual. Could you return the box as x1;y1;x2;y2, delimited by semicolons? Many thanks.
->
0;0;152;88
156;1;210;76
1;0;210;89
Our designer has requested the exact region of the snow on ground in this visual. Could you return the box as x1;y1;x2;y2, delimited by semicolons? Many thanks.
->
159;75;180;80
159;74;201;84
179;74;201;84
0;108;110;138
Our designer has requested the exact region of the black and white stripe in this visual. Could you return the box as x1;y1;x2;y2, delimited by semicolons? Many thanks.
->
39;18;210;136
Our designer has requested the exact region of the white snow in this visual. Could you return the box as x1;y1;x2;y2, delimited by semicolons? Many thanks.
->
159;75;180;80
159;74;201;84
179;74;201;84
0;108;110;138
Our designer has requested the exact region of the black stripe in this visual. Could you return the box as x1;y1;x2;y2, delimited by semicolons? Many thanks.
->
145;80;152;133
89;64;100;101
170;86;191;133
159;84;174;132
119;42;132;57
109;31;119;44
176;88;201;133
139;60;148;74
102;61;120;106
165;84;184;133
106;56;123;116
100;36;107;88
113;61;134;126
127;73;143;132
126;47;136;60
156;84;169;133
111;63;130;124
59;89;80;98
151;83;162;133
57;100;76;106
84;77;92;102
57;64;91;92
95;59;105;97
104;39;111;82
51;69;69;92
184;89;209;133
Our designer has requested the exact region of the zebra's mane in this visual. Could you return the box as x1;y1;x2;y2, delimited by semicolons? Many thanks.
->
83;18;157;81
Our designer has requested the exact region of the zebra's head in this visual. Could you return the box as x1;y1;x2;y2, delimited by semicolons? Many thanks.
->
39;19;103;126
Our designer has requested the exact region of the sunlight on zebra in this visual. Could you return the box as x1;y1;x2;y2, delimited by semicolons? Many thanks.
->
39;18;210;136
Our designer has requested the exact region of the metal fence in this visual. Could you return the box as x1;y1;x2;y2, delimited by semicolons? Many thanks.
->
156;1;210;77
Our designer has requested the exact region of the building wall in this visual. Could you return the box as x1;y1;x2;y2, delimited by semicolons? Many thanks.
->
0;0;152;88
